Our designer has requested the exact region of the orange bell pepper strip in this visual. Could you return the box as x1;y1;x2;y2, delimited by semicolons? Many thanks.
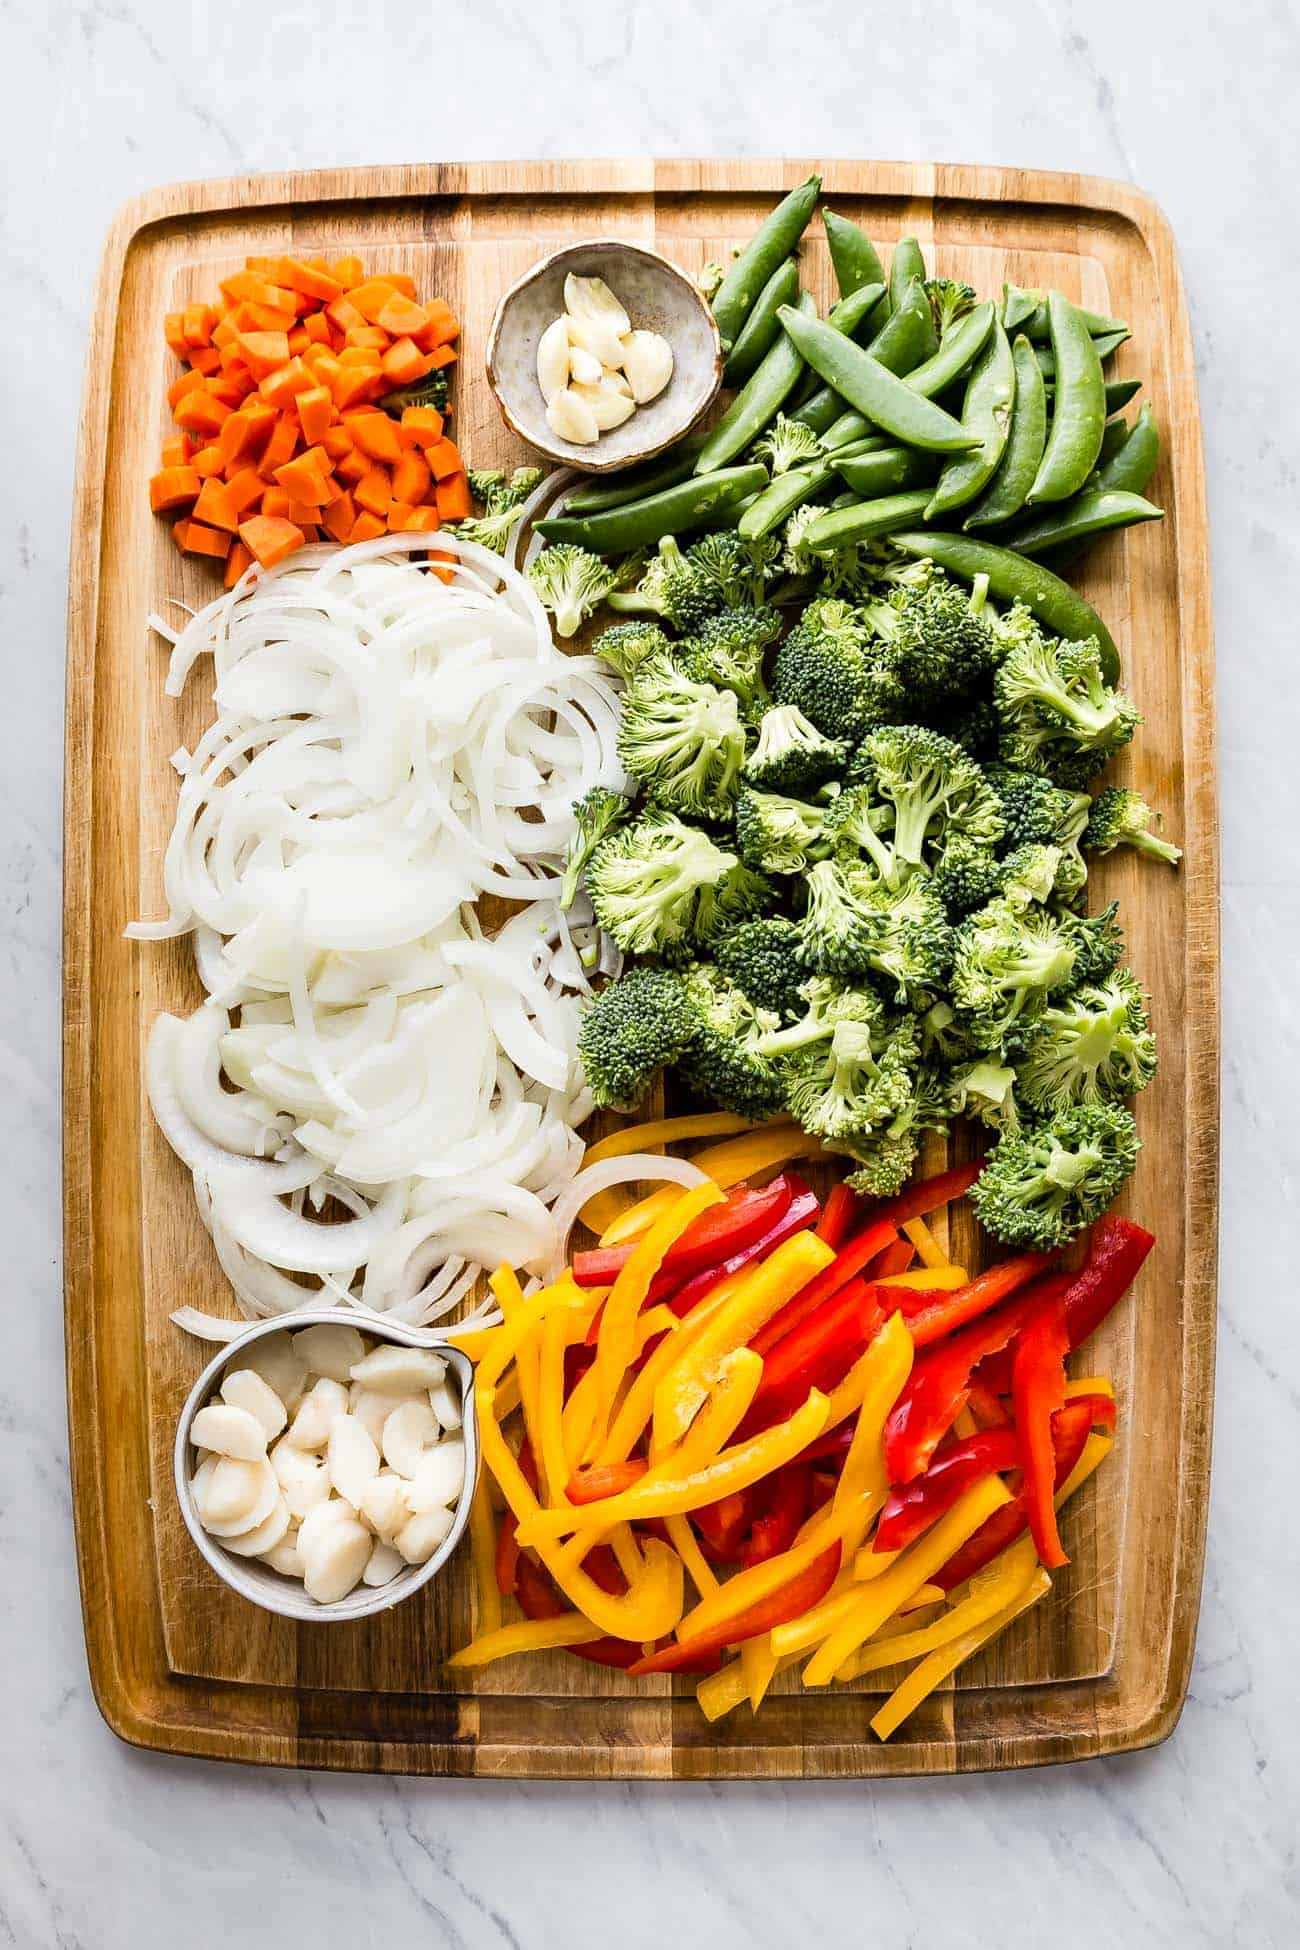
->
626;1541;842;1674
566;1460;649;1504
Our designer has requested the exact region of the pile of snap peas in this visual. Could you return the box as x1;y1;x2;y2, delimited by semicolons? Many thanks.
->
536;177;1162;646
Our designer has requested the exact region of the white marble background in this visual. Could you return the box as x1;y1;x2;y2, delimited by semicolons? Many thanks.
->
1;1;1296;1943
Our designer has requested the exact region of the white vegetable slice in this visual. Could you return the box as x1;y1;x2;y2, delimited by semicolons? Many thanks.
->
362;1541;406;1587
381;1399;440;1479
546;388;600;445
270;1440;332;1519
326;1414;381;1506
260;1534;304;1577
570;377;636;432
406;1438;466;1513
349;1346;447;1395
233;1331;308;1411
219;1369;287;1441
395;1507;455;1565
349;1385;395;1447
359;1472;412;1542
620;329;675;403
222;1494;291;1558
285;1376;350;1450
201;1458;279;1536
301;1512;373;1603
297;1496;357;1558
292;1322;367;1383
428;1377;464;1431
190;1403;269;1461
536;314;571;403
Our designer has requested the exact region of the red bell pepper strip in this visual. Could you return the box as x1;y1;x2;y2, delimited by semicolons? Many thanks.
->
626;1541;843;1673
664;1178;821;1320
866;1158;986;1227
512;1550;646;1668
494;1435;539;1595
932;1394;1116;1590
867;1237;917;1278
815;1181;858;1248
799;1421;856;1466
874;1427;1019;1553
975;1216;1156;1394
750;1217;897;1355
1012;1294;1071;1568
882;1272;1073;1485
566;1460;649;1504
738;1463;812;1566
745;1277;881;1429
874;1251;1054;1348
693;1489;752;1563
572;1176;796;1290
966;1378;1012;1429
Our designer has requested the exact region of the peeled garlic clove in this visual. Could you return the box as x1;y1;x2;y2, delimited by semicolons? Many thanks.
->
564;273;631;339
326;1414;381;1507
223;1494;291;1558
292;1323;367;1383
620;329;674;404
362;1540;405;1588
300;1512;372;1604
359;1471;411;1543
545;387;600;445
202;1458;279;1537
536;314;571;404
191;1403;268;1462
406;1438;466;1514
568;343;603;386
428;1378;463;1431
285;1376;349;1451
270;1440;332;1520
603;364;634;397
566;313;630;372
220;1368;287;1443
395;1507;455;1565
382;1399;440;1479
239;1331;307;1412
571;378;636;432
349;1384;394;1448
260;1534;303;1578
349;1347;446;1396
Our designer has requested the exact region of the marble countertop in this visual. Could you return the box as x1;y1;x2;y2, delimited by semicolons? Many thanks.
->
3;1;1297;1943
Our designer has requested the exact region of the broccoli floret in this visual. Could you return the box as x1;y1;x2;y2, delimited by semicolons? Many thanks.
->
616;659;746;818
844;1134;922;1199
771;599;898;740
926;278;977;337
586;811;745;956
994;628;1141;783
577;966;694;1108
529;545;620;639
454;505;527;554
940;697;1002;763
1083;787;1182;867
950;895;1078;1047
842;725;1005;881
379;368;449;417
839;1054;951;1195
755;973;886;1058
743;703;848;794
679;607;780;714
986;600;1044;665
698;261;726;301
713;918;808;1020
734;787;833;875
686;530;782;611
468;465;543;512
559;786;629;910
1016;969;1157;1113
606;535;723;631
751;414;824;477
677;965;787;1119
949;1058;1022;1134
592;619;675;681
985;764;1091;899
918;996;976;1065
859;574;997;710
798;859;952;1001
1054;900;1124;986
783;1012;919;1149
934;840;1063;916
971;1103;1140;1249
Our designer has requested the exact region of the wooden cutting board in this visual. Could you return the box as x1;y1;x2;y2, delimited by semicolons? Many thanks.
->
63;159;1218;1778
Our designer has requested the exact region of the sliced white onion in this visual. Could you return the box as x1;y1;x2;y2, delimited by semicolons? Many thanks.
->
544;1154;708;1283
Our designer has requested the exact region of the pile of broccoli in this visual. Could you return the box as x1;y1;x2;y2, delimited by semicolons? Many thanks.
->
562;524;1176;1249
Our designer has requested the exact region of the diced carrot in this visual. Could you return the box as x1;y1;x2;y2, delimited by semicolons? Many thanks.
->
349;511;387;542
344;324;390;352
149;466;201;512
258;417;299;477
182;304;212;347
212;317;239;350
401;404;444;445
273;257;345;303
331;254;364;288
160;433;192;468
326;295;367;335
164;312;189;357
376;292;430;341
183;520;232;560
223;539;253;589
301;341;335;374
218;339;251;373
238;514;305;569
208;373;253;407
167;368;207;408
224;467;266;516
346;412;403;464
331;364;382;410
381;336;431;386
321;425;354;459
237;330;292;379
322;490;357;543
425;343;458;370
274;449;333;504
303;311;332;345
286;497;325;528
172;519;190;551
242;299;298;334
220;271;291;308
191;445;226;478
189;345;221;375
354;467;393;518
347;279;400;324
419;298;460;349
426;437;463;481
295;385;334;446
386;500;418;532
402;505;441;533
218;402;276;469
260;357;315;407
385;273;418;299
260;486;292;520
287;327;311;357
338;346;384;369
392;450;432;505
435;471;472;521
192;477;240;532
336;448;369;484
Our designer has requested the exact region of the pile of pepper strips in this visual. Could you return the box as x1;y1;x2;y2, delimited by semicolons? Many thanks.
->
451;1116;1151;1737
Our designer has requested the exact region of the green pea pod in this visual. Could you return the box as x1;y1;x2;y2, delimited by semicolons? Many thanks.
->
1002;283;1040;332
1052;379;1142;417
804;489;935;552
823;209;888;302
1005;489;1164;557
889;237;928;314
924;320;1017;518
888;530;1121;682
834;445;941;497
1035;326;1130;377
962;334;1046;529
723;256;801;386
1040;405;1162;569
738;461;837;540
1028;292;1106;504
777;305;976;454
787;280;885;410
535;464;770;554
1025;299;1128;342
711;174;822;350
1096;416;1133;469
694;291;817;474
564;434;710;515
790;279;932;434
821;412;879;450
902;302;996;401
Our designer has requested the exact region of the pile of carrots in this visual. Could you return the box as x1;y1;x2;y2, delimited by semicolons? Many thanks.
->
149;252;468;585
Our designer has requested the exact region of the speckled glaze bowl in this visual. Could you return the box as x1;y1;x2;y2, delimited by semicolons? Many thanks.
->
486;239;723;474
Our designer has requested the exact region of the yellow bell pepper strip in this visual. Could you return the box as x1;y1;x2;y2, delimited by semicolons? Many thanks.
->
493;1370;523;1423
626;1538;842;1675
697;1652;801;1723
537;1308;574;1506
565;1301;689;1469
670;1348;765;1468
770;1576;865;1658
741;1632;781;1711
801;1475;1013;1687
449;1614;613;1668
1065;1374;1114;1402
475;1383;684;1641
874;1264;969;1291
678;1489;877;1645
475;1277;589;1392
870;1567;1052;1742
589;1180;723;1445
838;1538;1039;1681
901;1216;950;1270
467;1473;502;1636
1055;1429;1113;1503
652;1231;835;1450
489;1261;528;1317
598;1125;824;1247
584;1112;754;1167
832;1313;913;1526
517;1388;831;1545
596;1279;740;1465
666;1513;719;1599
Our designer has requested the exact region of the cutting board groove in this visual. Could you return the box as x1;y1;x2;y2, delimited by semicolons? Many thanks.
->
63;159;1218;1777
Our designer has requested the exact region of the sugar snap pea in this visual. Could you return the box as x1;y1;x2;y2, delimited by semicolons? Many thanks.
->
821;411;877;449
790;280;932;435
710;174;822;350
1048;379;1141;417
1004;489;1164;557
1040;405;1162;569
738;462;837;540
823;210;888;301
1096;416;1133;469
694;291;817;474
888;530;1121;682
1002;283;1039;332
723;256;801;386
1035;327;1130;377
804;489;934;552
903;301;997;402
535;464;769;553
564;434;710;514
926;319;1017;518
889;237;929;315
787;280;886;410
777;306;976;453
1003;285;1127;340
1028;292;1105;504
962;334;1046;529
834;445;941;497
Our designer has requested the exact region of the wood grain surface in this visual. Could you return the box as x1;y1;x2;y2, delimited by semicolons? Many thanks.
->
63;159;1218;1778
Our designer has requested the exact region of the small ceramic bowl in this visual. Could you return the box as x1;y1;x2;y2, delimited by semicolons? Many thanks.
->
173;1308;478;1624
486;239;723;474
